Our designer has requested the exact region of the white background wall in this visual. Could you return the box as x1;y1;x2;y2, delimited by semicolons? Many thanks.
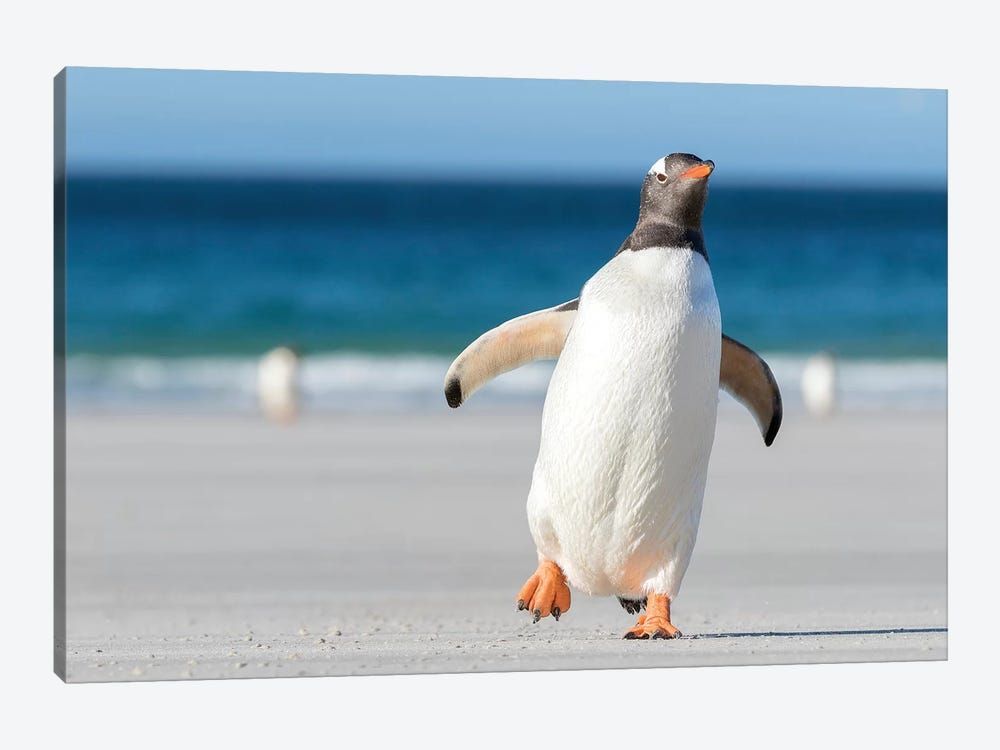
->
1;1;994;747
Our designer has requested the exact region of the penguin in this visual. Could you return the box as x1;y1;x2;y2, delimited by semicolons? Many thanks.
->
257;346;301;424
444;154;782;639
801;351;838;417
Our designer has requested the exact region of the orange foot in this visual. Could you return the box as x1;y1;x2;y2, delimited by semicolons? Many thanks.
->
516;559;571;623
623;593;683;639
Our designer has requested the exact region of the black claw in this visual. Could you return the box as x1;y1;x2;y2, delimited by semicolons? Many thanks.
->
623;632;637;639
618;597;649;615
552;608;560;621
533;610;541;623
652;631;664;640
517;600;525;611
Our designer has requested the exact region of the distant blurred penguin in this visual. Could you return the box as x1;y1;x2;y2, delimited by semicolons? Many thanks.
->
258;346;301;424
801;352;837;417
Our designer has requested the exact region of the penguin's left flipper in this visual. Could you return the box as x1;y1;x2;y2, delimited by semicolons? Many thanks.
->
444;299;579;408
720;334;783;446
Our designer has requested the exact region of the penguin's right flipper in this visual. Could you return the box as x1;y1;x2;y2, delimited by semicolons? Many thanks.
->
444;299;579;408
720;334;783;446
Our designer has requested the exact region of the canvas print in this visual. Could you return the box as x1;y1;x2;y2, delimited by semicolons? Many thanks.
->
54;68;946;682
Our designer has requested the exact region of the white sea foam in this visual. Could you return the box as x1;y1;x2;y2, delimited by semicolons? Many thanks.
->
66;352;946;412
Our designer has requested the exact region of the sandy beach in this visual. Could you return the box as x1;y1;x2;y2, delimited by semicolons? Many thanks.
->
62;406;946;682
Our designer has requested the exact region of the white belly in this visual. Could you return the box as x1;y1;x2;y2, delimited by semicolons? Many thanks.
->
527;248;721;599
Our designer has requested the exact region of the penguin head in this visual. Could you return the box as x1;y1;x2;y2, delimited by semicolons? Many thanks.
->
639;153;715;229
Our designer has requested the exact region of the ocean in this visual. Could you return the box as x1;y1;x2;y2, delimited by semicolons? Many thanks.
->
65;177;946;412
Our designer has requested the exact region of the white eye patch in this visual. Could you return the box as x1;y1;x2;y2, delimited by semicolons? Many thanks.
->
647;157;667;176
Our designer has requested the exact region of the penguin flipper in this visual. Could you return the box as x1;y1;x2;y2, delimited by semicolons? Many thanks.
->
444;299;579;408
720;334;783;446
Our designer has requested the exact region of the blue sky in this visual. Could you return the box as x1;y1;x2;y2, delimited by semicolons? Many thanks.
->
65;67;946;186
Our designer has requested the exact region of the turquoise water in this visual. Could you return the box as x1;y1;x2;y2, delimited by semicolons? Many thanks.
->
65;177;946;409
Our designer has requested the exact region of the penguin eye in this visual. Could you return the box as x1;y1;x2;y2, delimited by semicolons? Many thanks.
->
656;173;668;183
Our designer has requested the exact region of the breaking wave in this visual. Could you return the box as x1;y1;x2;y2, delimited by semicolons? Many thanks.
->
66;352;946;413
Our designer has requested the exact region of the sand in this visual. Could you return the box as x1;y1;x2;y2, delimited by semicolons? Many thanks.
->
61;406;946;682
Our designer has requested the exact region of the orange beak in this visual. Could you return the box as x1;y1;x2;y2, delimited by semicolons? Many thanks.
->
679;162;714;180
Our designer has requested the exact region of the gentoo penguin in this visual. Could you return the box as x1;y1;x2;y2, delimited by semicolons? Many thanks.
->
444;154;782;639
257;346;301;424
801;351;838;417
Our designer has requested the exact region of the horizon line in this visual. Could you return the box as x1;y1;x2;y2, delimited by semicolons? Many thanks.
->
66;168;948;192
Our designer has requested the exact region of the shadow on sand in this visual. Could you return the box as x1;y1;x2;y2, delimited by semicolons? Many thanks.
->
684;627;946;640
